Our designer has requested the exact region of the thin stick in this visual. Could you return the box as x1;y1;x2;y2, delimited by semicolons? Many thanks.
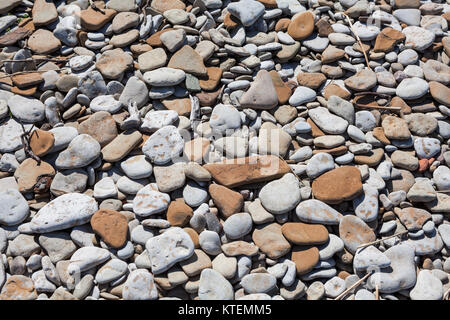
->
343;13;371;71
357;230;408;250
375;285;379;300
335;271;373;300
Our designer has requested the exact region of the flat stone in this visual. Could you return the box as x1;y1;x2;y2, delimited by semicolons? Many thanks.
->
410;270;443;300
227;0;265;27
122;269;158;300
291;246;320;275
80;7;116;31
252;223;291;259
55;134;101;169
91;209;128;248
168;45;207;77
240;70;278;109
29;129;54;157
382;116;411;140
354;245;391;271
312;166;363;204
206;181;242;215
353;184;379;222
145;227;194;274
7;95;45;123
78;111;117;147
396;207;431;231
281;222;329;245
198;269;234;300
96;48;133;80
102;130;142;162
257;122;292;157
240;273;277;294
0;188;29;226
167;200;193;227
259;173;301;214
339;215;376;254
143;68;186;87
204;155;290;188
138;48;167;72
27;29;61;54
296;199;342;225
14;158;55;193
30;193;98;233
133;184;170;217
142;126;184;165
308;107;349;134
287;11;314;40
0;275;37;300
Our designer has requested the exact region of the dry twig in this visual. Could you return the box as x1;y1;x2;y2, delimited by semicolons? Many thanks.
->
334;271;373;300
356;230;409;250
343;13;371;71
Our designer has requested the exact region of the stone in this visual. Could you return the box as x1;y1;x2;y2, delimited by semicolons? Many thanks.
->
382;116;410;140
198;269;234;300
239;70;278;109
30;193;98;233
32;0;58;26
396;207;431;231
7;95;45;123
257;122;292;158
142;126;184;165
259;173;301;214
167;200;193;227
429;81;450;107
91;209;128;248
405;113;438;136
55;134;101;169
0;189;29;226
339;215;376;254
288;11;314;40
353;184;379;222
145;227;194;274
368;244;417;293
281;222;329;245
252;223;291;259
291;245;320;275
138;48;167;72
353;245;390;271
308;107;349;134
168;45;207;77
14;158;55;193
27;29;61;54
38;232;77;264
410;270;443;300
204;155;290;188
296;199;342;225
143;68;186;87
78;111;118;147
133;184;170;217
241;273;277;294
312;166;363;204
96;49;133;80
209;184;243;219
402;26;435;52
227;0;265;27
122;269;158;300
0;275;37;300
179;249;212;277
101;130;143;163
344;69;377;92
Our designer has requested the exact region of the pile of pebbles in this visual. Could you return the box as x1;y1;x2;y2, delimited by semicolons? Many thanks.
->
0;0;449;300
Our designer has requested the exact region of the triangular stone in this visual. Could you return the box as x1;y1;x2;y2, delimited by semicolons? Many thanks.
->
168;45;207;76
239;70;278;109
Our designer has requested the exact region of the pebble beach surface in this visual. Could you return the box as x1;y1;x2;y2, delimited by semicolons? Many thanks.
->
0;0;449;301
